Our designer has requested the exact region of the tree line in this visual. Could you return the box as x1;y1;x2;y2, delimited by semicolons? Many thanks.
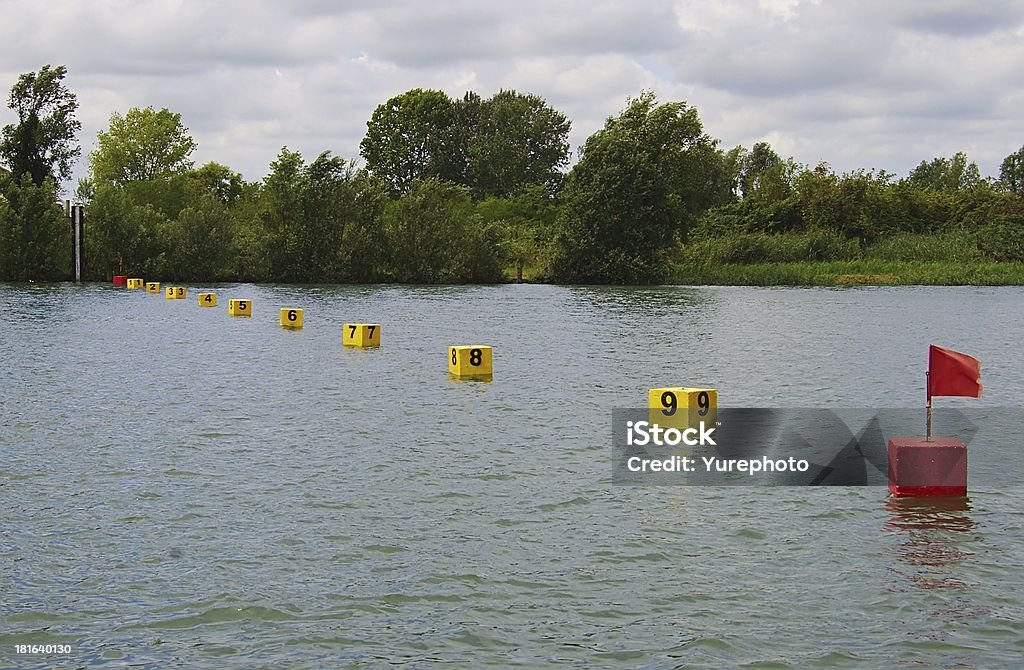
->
1;64;1023;284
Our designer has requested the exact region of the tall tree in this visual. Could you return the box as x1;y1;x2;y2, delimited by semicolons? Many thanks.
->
552;92;727;283
999;145;1024;197
906;152;981;191
467;90;570;199
0;64;81;185
90;106;197;185
360;89;463;194
0;174;70;280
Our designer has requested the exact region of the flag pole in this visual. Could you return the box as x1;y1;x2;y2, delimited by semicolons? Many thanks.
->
925;370;932;441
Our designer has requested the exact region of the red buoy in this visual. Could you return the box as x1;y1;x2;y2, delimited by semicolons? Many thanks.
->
112;275;127;286
887;436;967;498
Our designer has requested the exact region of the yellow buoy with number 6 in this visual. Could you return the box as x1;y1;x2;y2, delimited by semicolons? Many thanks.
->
648;387;717;430
145;282;160;294
343;323;380;347
449;345;492;378
198;292;217;307
280;308;304;329
126;278;144;289
165;286;186;300
228;299;251;316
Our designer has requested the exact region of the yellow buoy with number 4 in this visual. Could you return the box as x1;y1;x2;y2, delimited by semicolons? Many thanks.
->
228;299;251;316
145;282;161;294
198;292;217;307
648;387;717;430
343;323;380;347
449;345;492;378
280;308;304;329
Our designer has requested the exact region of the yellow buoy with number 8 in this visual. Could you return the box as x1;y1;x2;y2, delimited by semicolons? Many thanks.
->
449;345;492;378
648;387;717;430
280;308;304;329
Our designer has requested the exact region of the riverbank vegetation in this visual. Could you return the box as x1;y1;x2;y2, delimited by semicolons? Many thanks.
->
1;64;1023;284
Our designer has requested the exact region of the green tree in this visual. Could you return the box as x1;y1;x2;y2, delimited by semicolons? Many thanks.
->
0;64;81;186
906;152;981;191
90;106;197;186
467;90;570;199
552;92;727;283
360;89;463;194
999;145;1024;196
0;175;70;280
739;142;782;198
476;185;559;280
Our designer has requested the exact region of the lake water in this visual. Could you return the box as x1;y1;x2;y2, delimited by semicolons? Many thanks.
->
2;283;1023;668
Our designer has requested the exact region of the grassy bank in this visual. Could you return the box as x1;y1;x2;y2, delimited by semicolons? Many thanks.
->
670;260;1024;286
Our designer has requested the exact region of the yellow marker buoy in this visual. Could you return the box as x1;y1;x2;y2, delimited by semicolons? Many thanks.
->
165;286;186;300
449;345;492;378
126;278;144;289
343;323;380;347
145;282;161;294
280;308;304;329
228;299;251;316
198;292;217;307
648;387;717;429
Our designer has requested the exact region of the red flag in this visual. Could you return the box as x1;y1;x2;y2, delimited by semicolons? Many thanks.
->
928;345;982;400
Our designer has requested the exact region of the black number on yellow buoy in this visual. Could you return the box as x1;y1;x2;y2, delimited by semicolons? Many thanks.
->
229;299;252;317
697;391;710;416
280;307;303;328
660;391;677;417
449;345;492;379
343;323;381;347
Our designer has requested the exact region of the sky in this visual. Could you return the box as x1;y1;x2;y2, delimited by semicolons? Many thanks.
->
2;0;1022;190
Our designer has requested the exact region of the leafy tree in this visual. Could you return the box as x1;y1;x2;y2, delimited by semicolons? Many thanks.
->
999;145;1024;196
360;89;463;194
0;175;70;280
739;142;782;198
467;90;570;199
906;152;981;191
552;92;727;283
0;64;81;185
90;106;197;185
476;185;559;280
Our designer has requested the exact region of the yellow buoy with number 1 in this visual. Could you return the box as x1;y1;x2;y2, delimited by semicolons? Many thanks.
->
228;299;251;316
449;345;492;379
126;278;144;289
648;387;717;430
280;308;304;329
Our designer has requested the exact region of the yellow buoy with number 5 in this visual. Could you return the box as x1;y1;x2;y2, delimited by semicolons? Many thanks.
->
165;286;186;300
343;323;380;347
280;308;304;329
449;345;492;378
198;292;217;307
648;387;717;429
228;299;251;316
126;278;144;289
145;282;161;294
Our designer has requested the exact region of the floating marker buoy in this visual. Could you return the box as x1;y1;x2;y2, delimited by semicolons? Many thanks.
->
280;308;304;329
165;286;187;300
126;278;144;289
449;345;492;378
198;292;217;307
145;282;161;294
228;299;251;317
112;275;127;287
648;387;717;429
887;437;967;498
343;323;380;347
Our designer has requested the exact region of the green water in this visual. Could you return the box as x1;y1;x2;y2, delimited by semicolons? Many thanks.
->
2;283;1023;668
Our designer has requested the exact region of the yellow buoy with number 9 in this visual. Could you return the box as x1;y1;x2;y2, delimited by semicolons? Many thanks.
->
648;387;717;430
145;281;161;294
228;299;251;316
449;345;492;378
343;323;380;347
198;292;217;307
165;286;186;300
280;308;304;329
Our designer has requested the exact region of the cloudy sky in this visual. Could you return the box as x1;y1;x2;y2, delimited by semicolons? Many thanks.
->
2;0;1022;190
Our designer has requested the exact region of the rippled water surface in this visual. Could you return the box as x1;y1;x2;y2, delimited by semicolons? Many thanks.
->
2;283;1023;668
